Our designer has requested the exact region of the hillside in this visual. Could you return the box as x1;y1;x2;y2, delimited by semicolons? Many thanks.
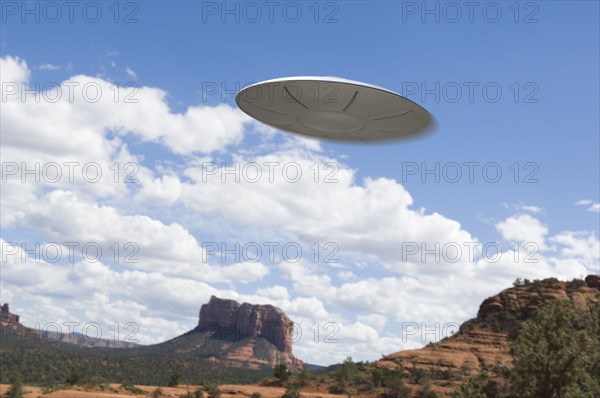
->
333;275;600;397
2;276;598;397
0;296;302;386
270;275;599;398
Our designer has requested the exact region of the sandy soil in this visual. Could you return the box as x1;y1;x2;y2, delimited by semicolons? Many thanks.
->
0;383;346;398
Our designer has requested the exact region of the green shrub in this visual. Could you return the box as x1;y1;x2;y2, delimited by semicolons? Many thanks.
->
152;387;163;398
282;385;300;398
206;384;221;398
5;372;24;398
121;382;145;395
168;372;181;387
274;363;290;383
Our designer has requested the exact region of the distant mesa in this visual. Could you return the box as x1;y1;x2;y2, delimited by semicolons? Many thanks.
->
185;295;303;370
0;296;303;371
0;302;137;348
0;303;20;324
197;295;294;353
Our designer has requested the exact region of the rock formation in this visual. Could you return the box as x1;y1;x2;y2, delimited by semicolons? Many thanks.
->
376;275;600;397
186;296;302;370
0;303;137;348
197;296;294;354
0;303;19;324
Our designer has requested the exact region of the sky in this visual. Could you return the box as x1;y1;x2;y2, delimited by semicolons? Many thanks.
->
1;0;599;365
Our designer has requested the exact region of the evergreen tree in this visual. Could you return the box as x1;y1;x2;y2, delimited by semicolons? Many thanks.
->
508;300;600;398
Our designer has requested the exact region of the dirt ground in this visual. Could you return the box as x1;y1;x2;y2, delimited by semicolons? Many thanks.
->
0;383;346;398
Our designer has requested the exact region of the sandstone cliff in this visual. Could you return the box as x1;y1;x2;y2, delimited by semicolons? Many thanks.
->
162;295;304;371
376;275;600;396
197;295;294;354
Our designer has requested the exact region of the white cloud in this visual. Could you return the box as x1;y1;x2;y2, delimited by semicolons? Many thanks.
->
576;199;600;213
37;63;61;71
1;55;251;158
503;202;543;214
496;213;548;248
125;66;137;79
180;149;476;265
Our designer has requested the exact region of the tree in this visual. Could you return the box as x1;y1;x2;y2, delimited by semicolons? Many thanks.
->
206;384;221;398
5;372;24;398
298;367;312;387
383;372;411;398
66;370;81;385
151;387;163;398
513;278;524;287
508;300;600;398
452;372;500;398
274;363;290;383
167;372;181;387
417;380;440;398
282;385;300;398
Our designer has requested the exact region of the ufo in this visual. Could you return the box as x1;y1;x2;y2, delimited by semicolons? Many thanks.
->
235;76;434;141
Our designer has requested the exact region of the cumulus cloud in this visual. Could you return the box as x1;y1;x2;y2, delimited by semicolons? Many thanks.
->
180;148;476;267
496;213;548;249
1;55;250;158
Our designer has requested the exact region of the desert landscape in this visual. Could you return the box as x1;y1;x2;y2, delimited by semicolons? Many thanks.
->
2;275;599;397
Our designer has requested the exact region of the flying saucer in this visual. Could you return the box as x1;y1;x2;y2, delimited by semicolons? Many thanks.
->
235;76;434;141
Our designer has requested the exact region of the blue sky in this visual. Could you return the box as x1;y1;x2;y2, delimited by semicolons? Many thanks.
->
1;1;599;365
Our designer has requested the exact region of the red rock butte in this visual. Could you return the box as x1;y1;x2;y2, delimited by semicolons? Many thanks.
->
197;295;294;355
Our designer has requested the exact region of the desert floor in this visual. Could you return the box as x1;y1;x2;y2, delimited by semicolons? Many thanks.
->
0;383;346;398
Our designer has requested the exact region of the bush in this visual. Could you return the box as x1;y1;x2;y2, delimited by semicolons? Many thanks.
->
206;384;221;398
282;385;300;398
65;371;81;386
274;363;291;383
152;387;163;398
328;382;347;394
121;382;145;395
5;372;24;398
85;375;109;389
382;373;411;398
168;372;181;387
298;367;312;387
250;393;261;398
416;381;439;398
451;372;499;398
180;389;204;398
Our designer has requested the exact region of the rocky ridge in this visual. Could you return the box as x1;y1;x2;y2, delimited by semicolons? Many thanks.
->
376;275;600;396
193;295;302;370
